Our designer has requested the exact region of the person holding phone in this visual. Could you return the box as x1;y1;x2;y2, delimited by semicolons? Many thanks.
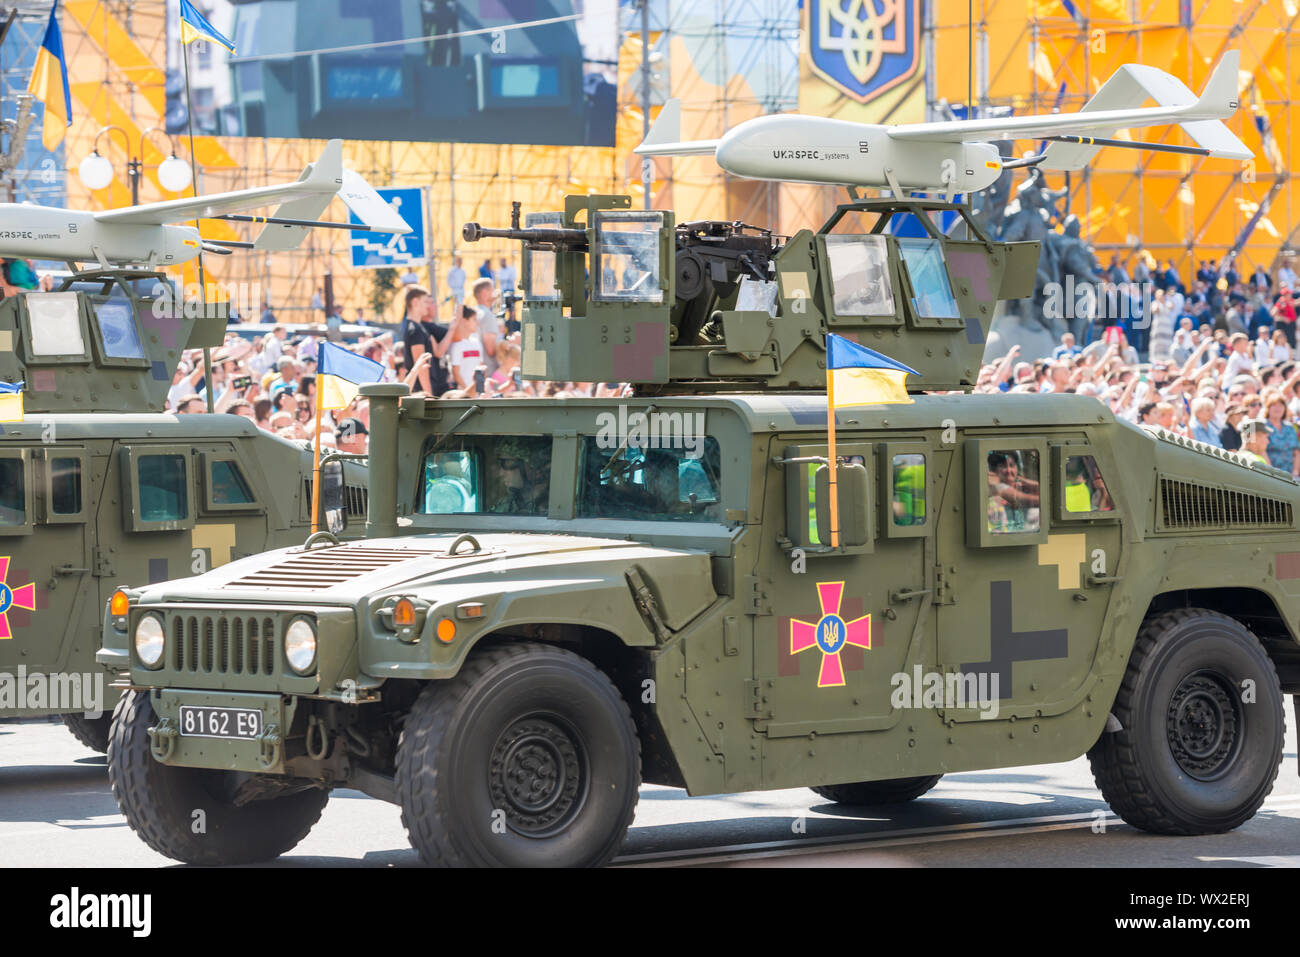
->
448;305;485;393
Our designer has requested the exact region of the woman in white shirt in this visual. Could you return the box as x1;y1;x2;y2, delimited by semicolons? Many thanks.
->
1270;328;1292;365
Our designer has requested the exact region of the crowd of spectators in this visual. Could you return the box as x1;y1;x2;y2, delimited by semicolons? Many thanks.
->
163;266;629;457
978;252;1300;475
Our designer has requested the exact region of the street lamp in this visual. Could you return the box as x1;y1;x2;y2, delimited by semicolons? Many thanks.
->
78;126;192;204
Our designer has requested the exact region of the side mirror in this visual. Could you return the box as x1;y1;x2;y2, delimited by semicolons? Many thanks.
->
814;461;872;548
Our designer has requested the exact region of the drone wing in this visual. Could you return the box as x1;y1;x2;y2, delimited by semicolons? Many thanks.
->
93;140;346;226
886;52;1250;165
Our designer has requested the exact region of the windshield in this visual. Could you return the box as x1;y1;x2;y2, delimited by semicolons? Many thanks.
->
577;437;722;522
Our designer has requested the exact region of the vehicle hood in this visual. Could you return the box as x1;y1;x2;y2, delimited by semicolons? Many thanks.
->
135;533;717;628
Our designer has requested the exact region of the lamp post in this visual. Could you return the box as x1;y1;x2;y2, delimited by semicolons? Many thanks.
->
78;126;192;204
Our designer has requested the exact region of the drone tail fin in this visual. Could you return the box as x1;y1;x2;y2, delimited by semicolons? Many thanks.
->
633;99;720;157
1041;52;1249;170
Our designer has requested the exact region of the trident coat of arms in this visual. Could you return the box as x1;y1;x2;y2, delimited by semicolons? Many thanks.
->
808;0;922;103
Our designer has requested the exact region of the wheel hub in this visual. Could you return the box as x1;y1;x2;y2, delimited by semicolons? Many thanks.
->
488;716;586;837
1167;672;1239;780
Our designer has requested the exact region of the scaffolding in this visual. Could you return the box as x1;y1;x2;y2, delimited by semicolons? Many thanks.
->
5;0;1291;313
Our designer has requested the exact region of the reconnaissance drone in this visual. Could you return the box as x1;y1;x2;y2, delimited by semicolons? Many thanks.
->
0;139;409;270
636;51;1252;195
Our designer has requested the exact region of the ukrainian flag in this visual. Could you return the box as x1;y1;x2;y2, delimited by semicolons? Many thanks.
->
27;3;72;151
0;381;24;423
826;333;917;407
179;0;235;53
318;342;384;411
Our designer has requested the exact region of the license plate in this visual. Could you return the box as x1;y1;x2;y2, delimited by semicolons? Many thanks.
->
178;705;263;740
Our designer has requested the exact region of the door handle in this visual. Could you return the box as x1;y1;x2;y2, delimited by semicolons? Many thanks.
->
889;587;931;603
1087;574;1122;586
55;565;89;575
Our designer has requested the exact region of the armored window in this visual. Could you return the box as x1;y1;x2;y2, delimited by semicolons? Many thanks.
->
49;457;82;515
138;454;188;523
891;453;926;526
0;457;25;526
209;459;255;506
593;211;665;303
93;300;147;361
985;448;1042;535
418;435;552;516
24;292;88;360
804;454;865;544
577;436;723;522
824;235;895;317
523;212;562;301
898;239;960;319
421;449;481;514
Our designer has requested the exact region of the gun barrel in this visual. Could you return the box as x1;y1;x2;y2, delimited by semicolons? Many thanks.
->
462;222;588;247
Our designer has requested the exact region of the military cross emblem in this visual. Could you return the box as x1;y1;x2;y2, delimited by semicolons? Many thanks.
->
0;556;36;639
790;581;872;687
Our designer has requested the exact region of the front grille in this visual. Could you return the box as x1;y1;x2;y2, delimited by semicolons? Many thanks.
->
1159;477;1293;530
170;613;278;675
226;544;438;591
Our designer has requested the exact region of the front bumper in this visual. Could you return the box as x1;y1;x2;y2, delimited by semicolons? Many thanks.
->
148;689;300;774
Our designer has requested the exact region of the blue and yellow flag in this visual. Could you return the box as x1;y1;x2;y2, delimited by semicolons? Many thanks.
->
826;333;917;407
0;381;24;423
318;342;384;411
179;0;235;53
27;2;72;151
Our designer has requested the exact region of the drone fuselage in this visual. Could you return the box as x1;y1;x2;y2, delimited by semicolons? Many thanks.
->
713;115;1005;193
0;204;201;267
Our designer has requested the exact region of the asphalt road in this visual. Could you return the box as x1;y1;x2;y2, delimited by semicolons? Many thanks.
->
2;719;1298;868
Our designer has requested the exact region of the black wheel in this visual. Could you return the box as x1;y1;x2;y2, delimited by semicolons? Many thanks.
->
396;642;641;867
107;691;329;865
811;774;942;805
1088;609;1284;835
63;712;112;754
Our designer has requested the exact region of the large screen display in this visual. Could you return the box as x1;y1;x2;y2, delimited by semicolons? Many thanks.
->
167;0;619;147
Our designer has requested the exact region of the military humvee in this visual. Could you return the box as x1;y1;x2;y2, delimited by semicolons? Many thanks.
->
0;272;366;753
103;195;1292;867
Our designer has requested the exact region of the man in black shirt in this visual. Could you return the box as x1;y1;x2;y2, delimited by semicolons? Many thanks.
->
399;285;453;396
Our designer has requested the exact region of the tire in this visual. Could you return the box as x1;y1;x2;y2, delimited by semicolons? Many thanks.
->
811;774;942;805
107;690;329;865
1088;609;1284;835
396;642;641;867
63;713;112;754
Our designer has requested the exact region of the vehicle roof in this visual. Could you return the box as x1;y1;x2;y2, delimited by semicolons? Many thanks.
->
0;413;307;445
424;392;1113;433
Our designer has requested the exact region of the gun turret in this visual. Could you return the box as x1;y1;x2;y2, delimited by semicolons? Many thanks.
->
0;268;228;415
464;193;1037;394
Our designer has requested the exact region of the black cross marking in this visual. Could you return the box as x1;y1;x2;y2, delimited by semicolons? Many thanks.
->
962;580;1068;699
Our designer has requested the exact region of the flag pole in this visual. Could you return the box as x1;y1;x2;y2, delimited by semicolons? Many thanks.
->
311;382;324;534
826;369;840;550
180;29;214;413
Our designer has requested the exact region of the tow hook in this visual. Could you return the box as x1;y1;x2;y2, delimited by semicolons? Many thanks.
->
257;723;283;769
148;718;179;762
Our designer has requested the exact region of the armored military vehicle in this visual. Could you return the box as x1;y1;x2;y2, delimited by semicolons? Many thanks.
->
0;272;366;753
102;193;1292;867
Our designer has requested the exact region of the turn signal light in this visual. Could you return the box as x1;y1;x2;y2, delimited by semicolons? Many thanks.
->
110;590;130;616
436;618;456;643
393;598;417;627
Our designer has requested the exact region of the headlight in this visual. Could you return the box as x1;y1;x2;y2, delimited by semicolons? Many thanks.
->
285;618;318;675
134;614;165;669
